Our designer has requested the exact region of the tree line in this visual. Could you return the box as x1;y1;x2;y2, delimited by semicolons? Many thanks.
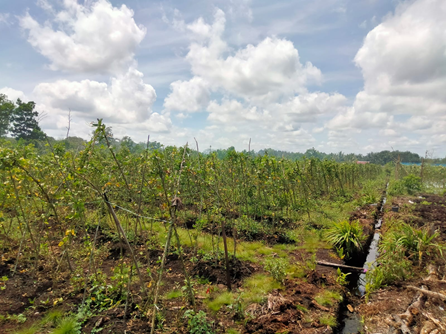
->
1;93;444;164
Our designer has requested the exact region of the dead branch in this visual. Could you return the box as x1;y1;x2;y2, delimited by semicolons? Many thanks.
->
420;311;446;332
310;300;330;312
316;260;364;272
407;286;446;301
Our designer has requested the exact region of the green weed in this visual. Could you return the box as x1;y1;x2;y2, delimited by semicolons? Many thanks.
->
41;309;63;326
325;220;365;259
314;290;343;307
184;310;215;334
242;274;281;304
51;317;80;334
296;304;308;313
166;289;182;299
207;292;234;312
264;258;288;282
319;314;337;327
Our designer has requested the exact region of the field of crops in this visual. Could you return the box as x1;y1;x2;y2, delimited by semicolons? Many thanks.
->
1;122;445;334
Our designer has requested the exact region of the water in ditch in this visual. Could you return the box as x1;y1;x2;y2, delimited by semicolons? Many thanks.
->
338;195;387;333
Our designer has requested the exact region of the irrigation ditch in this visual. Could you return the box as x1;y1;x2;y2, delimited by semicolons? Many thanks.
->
336;183;389;333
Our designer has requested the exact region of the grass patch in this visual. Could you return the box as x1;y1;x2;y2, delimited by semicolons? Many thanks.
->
142;221;275;263
242;274;282;304
288;264;307;278
314;290;343;307
299;230;330;253
41;309;63;327
165;290;182;299
51;317;79;334
319;314;337;327
12;325;41;334
207;292;234;312
257;247;274;255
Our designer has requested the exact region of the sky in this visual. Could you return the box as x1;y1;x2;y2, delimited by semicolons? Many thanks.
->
0;0;445;156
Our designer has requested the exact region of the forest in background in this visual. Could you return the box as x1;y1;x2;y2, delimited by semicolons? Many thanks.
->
1;92;445;165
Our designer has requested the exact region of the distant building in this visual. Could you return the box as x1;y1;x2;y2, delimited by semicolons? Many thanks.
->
356;161;370;164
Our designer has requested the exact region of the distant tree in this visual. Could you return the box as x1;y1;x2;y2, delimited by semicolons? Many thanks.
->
10;99;45;141
64;136;87;151
94;125;117;146
0;94;15;137
121;136;136;151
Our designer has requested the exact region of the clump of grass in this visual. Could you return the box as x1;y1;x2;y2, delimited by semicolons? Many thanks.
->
242;274;281;304
165;290;182;299
319;314;337;327
325;220;365;259
207;292;234;312
51;317;79;334
12;325;41;334
42;309;63;327
288;264;307;279
314;290;343;307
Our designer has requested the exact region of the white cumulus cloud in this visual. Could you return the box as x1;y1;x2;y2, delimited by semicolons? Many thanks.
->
326;0;446;152
19;0;146;74
34;67;158;125
164;77;210;112
353;0;446;117
0;87;27;102
183;9;322;104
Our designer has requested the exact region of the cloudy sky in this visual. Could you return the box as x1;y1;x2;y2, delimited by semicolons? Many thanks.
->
0;0;445;156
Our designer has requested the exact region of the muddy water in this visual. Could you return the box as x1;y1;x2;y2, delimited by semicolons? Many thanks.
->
338;191;387;333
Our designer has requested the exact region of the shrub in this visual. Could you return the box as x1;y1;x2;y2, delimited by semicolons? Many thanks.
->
402;174;422;195
264;258;288;282
387;180;406;196
184;310;215;334
235;216;264;240
325;220;365;259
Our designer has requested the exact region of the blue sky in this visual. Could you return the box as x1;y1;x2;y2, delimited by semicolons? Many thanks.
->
1;0;445;156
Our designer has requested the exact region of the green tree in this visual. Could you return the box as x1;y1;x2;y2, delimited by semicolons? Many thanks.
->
10;99;45;141
0;94;15;137
121;136;136;152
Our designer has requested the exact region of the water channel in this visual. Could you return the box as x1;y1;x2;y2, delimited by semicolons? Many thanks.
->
338;186;387;333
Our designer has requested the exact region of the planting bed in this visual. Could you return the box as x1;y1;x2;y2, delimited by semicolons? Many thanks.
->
0;199;387;334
